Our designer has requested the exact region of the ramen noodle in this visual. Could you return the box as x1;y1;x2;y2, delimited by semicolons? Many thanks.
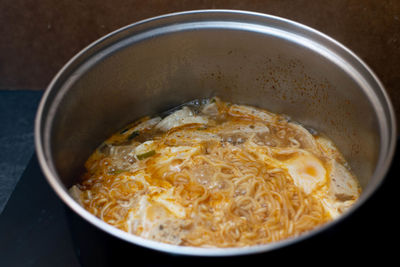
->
70;97;361;247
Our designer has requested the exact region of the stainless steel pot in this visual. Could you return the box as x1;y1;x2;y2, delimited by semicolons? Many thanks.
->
35;10;396;258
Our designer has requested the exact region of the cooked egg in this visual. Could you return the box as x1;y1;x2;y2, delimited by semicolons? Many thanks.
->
285;152;327;194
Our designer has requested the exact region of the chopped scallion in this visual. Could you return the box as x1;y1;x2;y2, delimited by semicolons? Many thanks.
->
109;169;127;175
137;150;156;160
120;127;130;134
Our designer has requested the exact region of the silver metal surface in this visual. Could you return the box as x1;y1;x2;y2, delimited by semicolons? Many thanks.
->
35;10;396;256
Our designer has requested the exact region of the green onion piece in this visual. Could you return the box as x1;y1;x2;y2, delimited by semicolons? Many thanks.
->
137;150;156;160
127;131;139;140
120;127;130;134
109;169;127;175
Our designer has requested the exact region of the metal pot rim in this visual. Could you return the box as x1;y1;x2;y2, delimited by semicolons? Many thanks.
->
35;9;397;256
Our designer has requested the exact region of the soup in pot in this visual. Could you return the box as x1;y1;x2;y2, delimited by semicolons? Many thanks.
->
70;97;360;247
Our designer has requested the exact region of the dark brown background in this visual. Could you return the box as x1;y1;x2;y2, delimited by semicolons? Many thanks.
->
1;0;399;118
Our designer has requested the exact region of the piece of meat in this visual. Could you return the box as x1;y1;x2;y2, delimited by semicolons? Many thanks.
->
228;104;276;123
147;219;190;245
156;107;208;132
328;160;360;201
201;102;219;117
108;145;137;170
69;185;83;205
190;160;217;188
133;117;162;131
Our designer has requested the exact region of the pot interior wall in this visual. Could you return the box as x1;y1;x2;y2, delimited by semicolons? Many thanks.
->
47;26;380;191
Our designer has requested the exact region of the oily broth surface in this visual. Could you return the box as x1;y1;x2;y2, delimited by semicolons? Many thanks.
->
70;97;361;247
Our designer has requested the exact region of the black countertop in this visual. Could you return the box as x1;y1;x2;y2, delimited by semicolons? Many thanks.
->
0;154;80;266
0;90;81;266
0;90;43;213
